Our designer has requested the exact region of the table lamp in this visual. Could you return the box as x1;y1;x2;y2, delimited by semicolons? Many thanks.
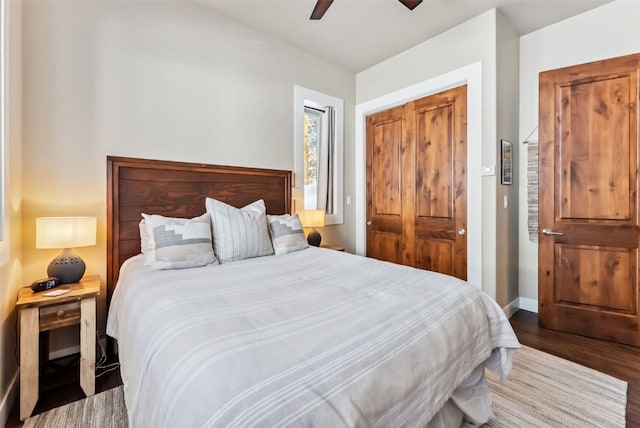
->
298;209;325;247
36;216;97;284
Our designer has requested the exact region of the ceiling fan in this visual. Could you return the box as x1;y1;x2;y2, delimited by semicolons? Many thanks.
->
310;0;423;20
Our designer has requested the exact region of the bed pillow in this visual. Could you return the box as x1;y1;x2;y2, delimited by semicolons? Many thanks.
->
267;214;309;255
141;213;217;270
139;219;157;266
205;198;274;263
139;219;154;253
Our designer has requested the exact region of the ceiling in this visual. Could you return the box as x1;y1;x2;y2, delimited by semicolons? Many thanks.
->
198;0;612;72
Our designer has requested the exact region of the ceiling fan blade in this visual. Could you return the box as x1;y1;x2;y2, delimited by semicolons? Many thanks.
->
398;0;423;11
310;0;334;20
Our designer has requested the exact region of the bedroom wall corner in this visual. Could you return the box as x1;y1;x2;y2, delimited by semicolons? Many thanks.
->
494;10;519;308
0;0;23;425
517;0;640;304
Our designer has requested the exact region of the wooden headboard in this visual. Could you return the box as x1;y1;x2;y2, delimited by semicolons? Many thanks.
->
106;156;292;304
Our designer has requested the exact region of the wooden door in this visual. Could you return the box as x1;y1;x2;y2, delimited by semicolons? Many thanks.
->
539;53;640;346
366;85;467;279
365;104;405;265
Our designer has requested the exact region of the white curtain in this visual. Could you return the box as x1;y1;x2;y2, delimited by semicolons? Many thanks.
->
316;107;334;213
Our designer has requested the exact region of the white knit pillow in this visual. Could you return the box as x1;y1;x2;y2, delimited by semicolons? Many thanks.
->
205;198;274;263
138;218;156;254
140;218;164;266
141;213;217;270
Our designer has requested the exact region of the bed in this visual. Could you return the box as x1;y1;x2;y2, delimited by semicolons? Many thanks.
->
105;156;520;428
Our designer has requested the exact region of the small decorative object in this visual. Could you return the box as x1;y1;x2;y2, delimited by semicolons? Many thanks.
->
36;216;97;284
30;276;62;292
297;209;325;247
501;139;513;185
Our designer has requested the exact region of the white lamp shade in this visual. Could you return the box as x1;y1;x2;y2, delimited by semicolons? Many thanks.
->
298;210;325;228
36;217;97;249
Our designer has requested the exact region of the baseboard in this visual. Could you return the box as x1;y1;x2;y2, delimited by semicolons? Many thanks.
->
518;297;539;313
48;333;107;360
49;344;80;360
503;297;539;318
0;370;19;428
503;298;520;318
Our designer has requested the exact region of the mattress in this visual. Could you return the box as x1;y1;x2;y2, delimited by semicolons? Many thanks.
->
107;247;519;427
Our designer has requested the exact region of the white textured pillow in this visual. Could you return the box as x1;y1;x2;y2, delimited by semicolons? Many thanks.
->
139;219;154;255
205;198;274;263
267;214;309;255
140;219;158;266
141;213;217;270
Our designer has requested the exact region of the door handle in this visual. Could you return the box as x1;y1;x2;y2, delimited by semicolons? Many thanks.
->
458;228;465;235
366;221;372;226
542;228;564;236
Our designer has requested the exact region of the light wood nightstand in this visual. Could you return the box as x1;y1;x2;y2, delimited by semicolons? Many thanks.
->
16;275;100;421
320;244;345;251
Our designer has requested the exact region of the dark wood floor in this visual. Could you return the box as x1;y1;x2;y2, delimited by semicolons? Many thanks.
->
5;310;639;427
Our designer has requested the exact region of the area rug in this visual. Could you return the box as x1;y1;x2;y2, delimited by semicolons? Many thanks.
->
22;385;128;428
24;345;627;428
485;345;627;427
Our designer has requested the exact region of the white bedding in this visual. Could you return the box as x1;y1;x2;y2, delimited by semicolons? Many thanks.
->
107;247;519;428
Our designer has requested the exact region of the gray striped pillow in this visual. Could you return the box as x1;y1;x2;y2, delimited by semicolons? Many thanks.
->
141;213;217;270
205;198;274;263
267;214;309;255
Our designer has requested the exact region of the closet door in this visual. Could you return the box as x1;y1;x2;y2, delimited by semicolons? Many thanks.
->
365;104;406;265
366;85;467;280
539;53;640;345
412;86;467;279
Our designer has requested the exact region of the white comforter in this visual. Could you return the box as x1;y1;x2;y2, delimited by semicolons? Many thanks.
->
107;247;519;428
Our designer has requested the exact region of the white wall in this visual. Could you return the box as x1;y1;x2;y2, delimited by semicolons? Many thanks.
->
0;0;23;425
22;0;355;349
495;10;520;307
518;0;640;303
356;10;505;302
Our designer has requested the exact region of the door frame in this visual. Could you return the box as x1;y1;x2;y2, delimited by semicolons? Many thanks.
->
355;61;483;290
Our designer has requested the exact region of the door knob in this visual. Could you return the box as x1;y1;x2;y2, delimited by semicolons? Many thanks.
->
542;228;564;236
458;228;465;235
366;221;372;226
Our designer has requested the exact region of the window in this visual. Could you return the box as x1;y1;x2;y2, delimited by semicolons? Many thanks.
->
303;105;335;214
294;86;343;225
303;107;320;208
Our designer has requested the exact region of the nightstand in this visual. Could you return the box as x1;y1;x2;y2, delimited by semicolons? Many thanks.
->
16;275;100;420
320;244;345;251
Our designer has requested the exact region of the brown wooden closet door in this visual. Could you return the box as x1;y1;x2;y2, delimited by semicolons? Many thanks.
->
539;53;640;346
366;85;467;280
366;105;405;265
412;86;467;279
